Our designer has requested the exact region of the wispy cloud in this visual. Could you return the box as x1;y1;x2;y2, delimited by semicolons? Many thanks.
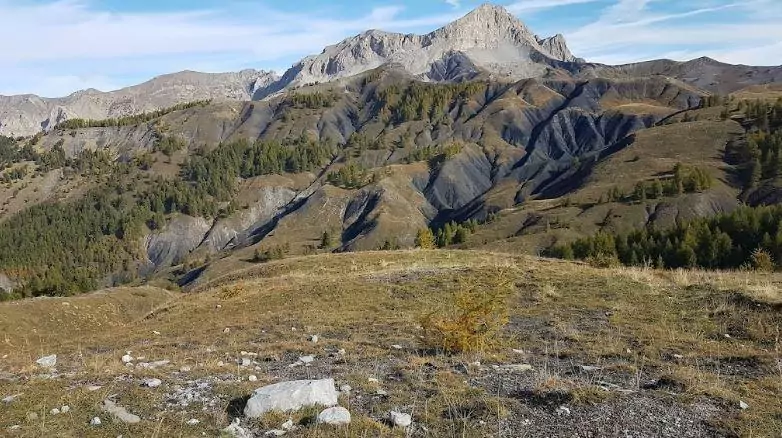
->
445;0;461;8
506;0;601;13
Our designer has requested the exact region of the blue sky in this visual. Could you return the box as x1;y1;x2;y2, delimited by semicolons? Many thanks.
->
0;0;779;97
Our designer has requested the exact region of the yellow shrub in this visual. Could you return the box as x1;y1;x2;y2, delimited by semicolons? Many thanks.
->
420;276;513;354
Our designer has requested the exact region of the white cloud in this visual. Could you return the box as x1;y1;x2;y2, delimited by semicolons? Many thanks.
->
506;0;602;14
445;0;461;8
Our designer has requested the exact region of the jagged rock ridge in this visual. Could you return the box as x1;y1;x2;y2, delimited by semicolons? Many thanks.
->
278;4;579;88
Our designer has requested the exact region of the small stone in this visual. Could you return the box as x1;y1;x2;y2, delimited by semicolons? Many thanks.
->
122;353;133;363
376;389;388;396
367;377;379;383
222;419;252;438
556;406;571;416
36;354;57;368
186;418;200;425
391;344;403;350
249;375;258;382
672;354;684;360
2;394;21;404
499;364;534;373
8;425;20;431
579;365;602;372
217;361;225;367
241;358;252;367
87;385;103;392
740;400;749;410
389;411;412;428
216;305;222;309
153;331;161;335
724;334;732;339
337;349;346;355
102;399;141;424
317;406;351;425
291;327;297;331
224;328;231;334
50;408;60;415
142;378;162;388
310;335;319;343
180;366;191;373
298;355;315;364
512;349;525;354
265;430;286;437
26;412;38;421
281;419;294;431
339;384;352;393
60;405;70;413
90;417;102;426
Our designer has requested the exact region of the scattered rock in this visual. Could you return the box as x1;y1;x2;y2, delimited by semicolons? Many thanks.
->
90;417;102;426
556;406;571;416
244;378;339;418
368;377;380;384
740;400;749;410
142;378;162;388
672;354;684;360
121;354;134;364
186;418;200;425
376;389;388;396
222;418;253;438
249;375;258;382
224;328;231;334
153;330;161;335
61;405;70;413
50;408;60;415
26;412;38;421
241;358;252;367
180;366;191;373
2;393;21;404
217;361;225;367
497;364;534;372
389;411;412;428
36;355;57;368
7;425;20;431
222;419;252;438
299;355;315;364
87;385;103;392
512;349;525;354
391;344;403;350
102;399;141;424
340;384;352;393
579;365;602;372
265;430;286;437
310;335;319;343
318;406;351;425
281;419;294;431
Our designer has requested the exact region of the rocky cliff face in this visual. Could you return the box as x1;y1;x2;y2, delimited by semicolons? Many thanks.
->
0;70;279;137
277;4;579;88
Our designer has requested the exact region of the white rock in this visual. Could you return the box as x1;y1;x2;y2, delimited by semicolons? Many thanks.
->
186;418;200;425
265;430;286;437
90;417;102;426
512;349;525;354
2;393;21;404
556;406;571;416
224;328;231;334
672;354;684;360
244;379;339;418
121;354;134;363
367;377;379;384
180;366;191;373
391;344;403;350
310;335;319;343
50;408;60;415
222;419;252;438
60;405;70;413
87;385;103;392
579;365;602;372
376;389;388;396
498;364;533;372
241;358;252;367
8;425;20;431
36;355;57;368
298;355;315;364
317;406;351;425
339;384;352;393
249;375;258;382
142;378;162;388
26;413;38;421
740;400;749;410
281;419;294;431
217;361;225;367
337;349;346;355
153;331;161;335
389;411;412;428
102;399;141;424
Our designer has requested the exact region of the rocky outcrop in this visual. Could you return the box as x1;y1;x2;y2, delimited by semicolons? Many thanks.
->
277;4;579;88
144;215;212;270
0;70;279;137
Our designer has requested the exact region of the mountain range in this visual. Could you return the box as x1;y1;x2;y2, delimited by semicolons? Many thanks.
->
4;3;779;138
0;3;781;297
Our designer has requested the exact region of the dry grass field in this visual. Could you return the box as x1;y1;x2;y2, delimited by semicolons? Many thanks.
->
1;250;780;437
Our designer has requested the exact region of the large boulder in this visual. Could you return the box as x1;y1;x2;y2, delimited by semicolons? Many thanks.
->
244;379;339;418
